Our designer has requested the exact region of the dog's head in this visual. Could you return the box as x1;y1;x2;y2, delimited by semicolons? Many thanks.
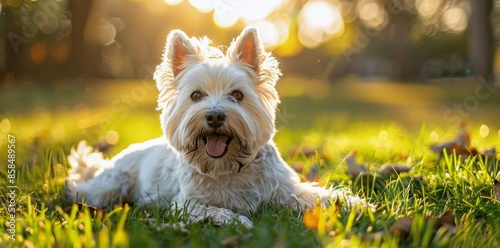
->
154;28;281;177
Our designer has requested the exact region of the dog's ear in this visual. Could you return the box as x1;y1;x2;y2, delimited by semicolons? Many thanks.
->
228;27;264;74
154;30;201;91
165;30;201;77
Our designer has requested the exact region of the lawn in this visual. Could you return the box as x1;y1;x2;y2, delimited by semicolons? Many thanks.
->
1;77;500;247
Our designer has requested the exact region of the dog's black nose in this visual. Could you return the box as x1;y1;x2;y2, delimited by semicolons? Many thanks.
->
205;111;226;128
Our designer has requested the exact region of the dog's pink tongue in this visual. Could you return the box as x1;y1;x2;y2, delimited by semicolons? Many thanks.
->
205;135;228;157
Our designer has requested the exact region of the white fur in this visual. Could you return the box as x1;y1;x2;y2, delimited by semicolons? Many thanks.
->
66;28;372;227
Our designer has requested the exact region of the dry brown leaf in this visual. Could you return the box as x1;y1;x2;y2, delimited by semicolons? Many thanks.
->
221;235;240;246
484;148;497;159
367;210;456;243
494;180;500;201
62;203;107;221
345;151;368;178
456;121;471;146
380;164;411;176
389;217;413;237
429;123;487;159
289;145;322;158
436;210;455;226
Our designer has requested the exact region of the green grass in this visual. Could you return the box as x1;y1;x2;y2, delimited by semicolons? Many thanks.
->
1;79;500;247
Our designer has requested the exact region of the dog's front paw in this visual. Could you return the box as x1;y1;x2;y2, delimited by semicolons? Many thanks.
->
187;204;254;228
209;207;254;228
235;214;253;228
323;189;376;212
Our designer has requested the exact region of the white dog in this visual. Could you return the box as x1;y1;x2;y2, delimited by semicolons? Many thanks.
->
66;27;371;227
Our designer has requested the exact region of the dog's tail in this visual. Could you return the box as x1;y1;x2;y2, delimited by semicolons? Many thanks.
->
67;140;110;182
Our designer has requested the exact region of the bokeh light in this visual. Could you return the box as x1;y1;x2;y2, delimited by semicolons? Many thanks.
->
378;130;389;141
417;0;441;19
0;118;11;133
164;0;183;6
479;124;490;138
298;0;344;48
188;0;214;13
237;0;283;22
213;8;239;28
357;0;388;30
442;7;467;33
95;20;117;46
105;130;120;145
31;41;49;64
429;131;439;143
253;21;279;48
51;41;70;64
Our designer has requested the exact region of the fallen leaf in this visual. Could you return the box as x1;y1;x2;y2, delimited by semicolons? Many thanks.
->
389;210;456;240
62;203;107;220
429;123;494;159
388;217;413;237
303;206;322;230
436;210;455;227
289;145;322;158
221;235;239;246
380;164;412;176
345;151;368;178
494;180;500;201
483;148;497;159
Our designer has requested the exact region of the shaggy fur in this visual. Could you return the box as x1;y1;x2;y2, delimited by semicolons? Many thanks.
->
66;28;372;227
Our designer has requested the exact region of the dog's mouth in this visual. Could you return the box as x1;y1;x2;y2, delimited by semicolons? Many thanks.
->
202;134;232;158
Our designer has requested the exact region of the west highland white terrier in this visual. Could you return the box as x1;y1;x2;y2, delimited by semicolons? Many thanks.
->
66;27;371;227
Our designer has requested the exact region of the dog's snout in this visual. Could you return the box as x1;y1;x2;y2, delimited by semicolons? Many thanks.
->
206;111;226;128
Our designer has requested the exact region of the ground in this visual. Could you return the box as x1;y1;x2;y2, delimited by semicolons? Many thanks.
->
1;77;500;247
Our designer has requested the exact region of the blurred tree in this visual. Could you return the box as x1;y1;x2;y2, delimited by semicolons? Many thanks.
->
469;0;493;80
1;0;498;84
67;0;97;77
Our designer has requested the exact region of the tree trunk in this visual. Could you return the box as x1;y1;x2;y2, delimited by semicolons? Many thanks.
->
469;0;493;80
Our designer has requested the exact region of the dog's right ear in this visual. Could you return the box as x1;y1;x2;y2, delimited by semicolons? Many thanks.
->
154;30;201;90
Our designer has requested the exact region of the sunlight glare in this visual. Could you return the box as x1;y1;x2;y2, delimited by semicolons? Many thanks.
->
252;21;279;48
358;0;388;30
189;0;214;13
274;19;290;45
164;0;183;6
95;20;116;46
214;9;238;28
301;1;338;30
238;0;282;22
378;130;388;141
429;131;439;143
416;0;441;18
0;118;11;133
105;130;120;145
479;124;489;138
299;1;344;48
442;7;467;33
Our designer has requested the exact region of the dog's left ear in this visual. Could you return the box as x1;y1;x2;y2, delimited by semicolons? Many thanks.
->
155;30;201;91
228;27;264;75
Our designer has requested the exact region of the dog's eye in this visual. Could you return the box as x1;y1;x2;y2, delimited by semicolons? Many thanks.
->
231;90;244;101
191;91;204;102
